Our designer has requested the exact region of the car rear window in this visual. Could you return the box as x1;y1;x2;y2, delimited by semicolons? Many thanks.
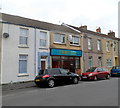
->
47;68;61;75
112;66;120;69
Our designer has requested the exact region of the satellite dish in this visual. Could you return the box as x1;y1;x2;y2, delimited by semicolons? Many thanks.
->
3;33;9;38
68;35;72;41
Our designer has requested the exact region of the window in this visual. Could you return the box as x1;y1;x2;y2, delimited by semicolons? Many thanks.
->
106;59;112;67
19;55;28;74
40;31;47;47
19;28;28;45
70;36;80;46
47;69;61;75
106;41;109;52
88;56;92;69
88;38;92;50
60;69;68;74
98;57;102;67
97;68;103;72
54;33;65;44
75;57;80;68
97;40;101;51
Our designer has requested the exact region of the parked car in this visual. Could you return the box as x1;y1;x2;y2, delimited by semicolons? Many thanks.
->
111;66;120;77
81;67;110;81
34;68;80;88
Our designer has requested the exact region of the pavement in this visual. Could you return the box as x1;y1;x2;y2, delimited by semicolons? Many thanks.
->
2;81;36;91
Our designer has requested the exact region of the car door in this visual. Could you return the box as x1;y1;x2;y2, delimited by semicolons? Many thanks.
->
59;68;71;83
48;68;62;84
97;68;104;78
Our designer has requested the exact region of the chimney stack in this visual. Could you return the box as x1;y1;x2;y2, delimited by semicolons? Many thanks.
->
79;25;87;30
108;30;115;37
96;27;101;33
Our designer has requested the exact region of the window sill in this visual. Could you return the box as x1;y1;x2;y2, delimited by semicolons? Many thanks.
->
18;45;29;48
70;44;80;47
39;47;49;50
18;73;29;77
54;42;66;45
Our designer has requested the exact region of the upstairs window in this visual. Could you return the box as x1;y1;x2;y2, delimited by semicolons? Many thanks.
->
70;36;80;46
88;38;92;50
97;40;101;51
106;41;109;52
54;33;65;44
19;28;28;45
40;31;47;47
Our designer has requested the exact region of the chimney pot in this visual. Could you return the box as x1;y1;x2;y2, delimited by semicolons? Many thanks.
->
96;27;101;33
108;30;115;37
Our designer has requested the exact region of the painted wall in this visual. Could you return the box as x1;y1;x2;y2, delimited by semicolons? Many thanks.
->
0;13;2;84
35;29;50;76
1;23;35;84
119;40;120;65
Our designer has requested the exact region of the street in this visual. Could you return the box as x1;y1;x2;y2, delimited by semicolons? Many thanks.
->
2;78;118;106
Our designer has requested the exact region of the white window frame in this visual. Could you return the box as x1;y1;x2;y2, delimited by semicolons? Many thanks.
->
97;40;101;51
19;28;28;46
40;31;48;48
19;55;28;75
54;33;65;44
70;36;80;46
88;57;92;69
106;41;109;52
106;59;112;67
88;38;92;50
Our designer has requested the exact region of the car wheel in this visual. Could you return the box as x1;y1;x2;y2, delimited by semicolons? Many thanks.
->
48;79;55;88
106;74;110;79
73;77;78;84
94;76;97;81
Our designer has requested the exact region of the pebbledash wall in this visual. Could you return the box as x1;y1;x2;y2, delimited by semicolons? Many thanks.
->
1;23;34;84
0;13;50;84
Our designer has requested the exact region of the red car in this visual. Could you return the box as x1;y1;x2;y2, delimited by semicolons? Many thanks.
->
81;67;110;80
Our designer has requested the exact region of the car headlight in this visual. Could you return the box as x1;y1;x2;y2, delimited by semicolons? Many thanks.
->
88;73;93;76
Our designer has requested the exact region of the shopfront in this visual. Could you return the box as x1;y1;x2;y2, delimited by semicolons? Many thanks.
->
50;49;82;74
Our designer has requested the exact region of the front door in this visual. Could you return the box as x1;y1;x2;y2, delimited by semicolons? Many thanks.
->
41;59;47;70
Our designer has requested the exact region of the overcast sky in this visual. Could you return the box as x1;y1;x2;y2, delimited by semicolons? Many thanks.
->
0;0;119;37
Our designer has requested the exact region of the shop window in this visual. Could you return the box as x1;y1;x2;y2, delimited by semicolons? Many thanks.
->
70;36;80;46
75;59;80;69
54;33;65;44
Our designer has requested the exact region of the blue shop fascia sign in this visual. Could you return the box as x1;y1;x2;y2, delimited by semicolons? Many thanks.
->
50;49;82;57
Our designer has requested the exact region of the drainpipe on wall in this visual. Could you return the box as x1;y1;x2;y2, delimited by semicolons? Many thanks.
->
34;27;37;76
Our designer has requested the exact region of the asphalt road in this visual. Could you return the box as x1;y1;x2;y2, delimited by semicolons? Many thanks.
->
2;78;119;106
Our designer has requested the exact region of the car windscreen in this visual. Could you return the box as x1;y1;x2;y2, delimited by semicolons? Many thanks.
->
86;67;97;72
112;66;120;69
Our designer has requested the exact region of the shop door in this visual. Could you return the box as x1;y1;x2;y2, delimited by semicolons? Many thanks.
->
70;60;75;73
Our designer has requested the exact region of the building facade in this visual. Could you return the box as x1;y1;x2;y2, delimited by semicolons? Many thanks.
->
50;26;82;74
0;13;51;84
70;25;119;72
